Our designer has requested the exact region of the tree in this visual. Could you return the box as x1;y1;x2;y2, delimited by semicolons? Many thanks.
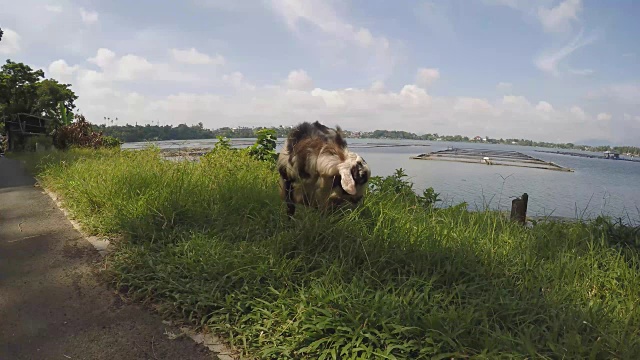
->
0;27;4;42
0;60;77;119
37;79;77;118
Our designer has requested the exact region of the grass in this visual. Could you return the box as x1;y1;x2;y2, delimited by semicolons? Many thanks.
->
15;147;640;359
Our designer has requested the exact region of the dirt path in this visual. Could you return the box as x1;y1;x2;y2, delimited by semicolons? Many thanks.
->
0;157;218;360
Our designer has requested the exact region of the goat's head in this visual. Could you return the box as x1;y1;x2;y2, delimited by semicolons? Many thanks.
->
334;151;370;197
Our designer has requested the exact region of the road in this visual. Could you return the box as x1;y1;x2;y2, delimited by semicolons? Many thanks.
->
0;156;218;360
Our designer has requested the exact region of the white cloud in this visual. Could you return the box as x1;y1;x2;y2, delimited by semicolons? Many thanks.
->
538;0;582;33
416;68;440;87
44;4;63;13
170;48;225;65
267;0;396;78
622;113;640;123
597;112;612;121
88;48;116;68
80;8;98;25
222;71;256;91
502;95;531;108
536;101;554;112
285;69;314;91
453;97;495;115
587;84;640;106
48;59;79;83
370;80;385;93
570;105;586;120
497;82;513;92
114;55;154;81
535;28;596;75
57;57;610;143
87;50;152;81
0;28;21;55
83;48;204;83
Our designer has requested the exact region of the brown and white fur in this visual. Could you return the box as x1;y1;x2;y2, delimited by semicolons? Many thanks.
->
277;121;371;217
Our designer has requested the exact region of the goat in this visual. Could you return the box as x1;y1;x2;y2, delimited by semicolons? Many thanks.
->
277;121;371;217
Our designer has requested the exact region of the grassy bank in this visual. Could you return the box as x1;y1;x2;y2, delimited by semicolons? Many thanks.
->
18;147;640;359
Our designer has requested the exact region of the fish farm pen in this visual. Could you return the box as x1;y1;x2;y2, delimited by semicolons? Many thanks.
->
411;147;574;172
535;149;640;163
151;140;431;162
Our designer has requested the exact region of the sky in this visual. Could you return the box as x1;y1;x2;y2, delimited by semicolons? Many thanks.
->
1;0;639;145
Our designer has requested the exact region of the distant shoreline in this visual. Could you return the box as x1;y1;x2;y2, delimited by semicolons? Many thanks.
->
97;123;640;155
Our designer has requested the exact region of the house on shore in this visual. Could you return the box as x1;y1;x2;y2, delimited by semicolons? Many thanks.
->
1;113;52;151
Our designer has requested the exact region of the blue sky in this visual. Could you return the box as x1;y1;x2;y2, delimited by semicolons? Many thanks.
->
1;0;639;145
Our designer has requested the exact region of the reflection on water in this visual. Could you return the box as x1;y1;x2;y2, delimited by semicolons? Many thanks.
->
123;138;640;223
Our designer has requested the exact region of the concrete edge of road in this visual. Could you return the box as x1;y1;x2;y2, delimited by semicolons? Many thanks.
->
39;183;239;360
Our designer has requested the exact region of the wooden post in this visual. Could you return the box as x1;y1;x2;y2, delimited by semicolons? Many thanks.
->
510;193;528;225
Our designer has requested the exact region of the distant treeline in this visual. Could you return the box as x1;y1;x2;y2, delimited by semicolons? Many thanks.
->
95;123;640;156
94;123;293;142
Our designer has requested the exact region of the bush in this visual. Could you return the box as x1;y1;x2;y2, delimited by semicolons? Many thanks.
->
52;114;119;150
101;135;122;148
248;128;278;162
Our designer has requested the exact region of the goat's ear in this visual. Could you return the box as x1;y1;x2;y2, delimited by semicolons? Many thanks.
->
338;163;357;195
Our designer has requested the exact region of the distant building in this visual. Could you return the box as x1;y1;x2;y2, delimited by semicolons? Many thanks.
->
1;113;51;151
604;150;620;159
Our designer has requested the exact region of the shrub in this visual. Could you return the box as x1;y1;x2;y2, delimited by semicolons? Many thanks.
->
101;135;122;148
248;128;278;162
52;114;118;150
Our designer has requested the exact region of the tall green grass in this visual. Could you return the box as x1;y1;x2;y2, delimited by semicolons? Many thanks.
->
22;147;640;359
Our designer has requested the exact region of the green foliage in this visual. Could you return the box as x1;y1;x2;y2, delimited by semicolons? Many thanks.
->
419;186;442;209
368;168;442;210
202;136;233;158
93;123;293;143
0;60;77;119
101;135;122;148
20;148;640;359
248;128;278;162
57;101;74;126
215;135;231;150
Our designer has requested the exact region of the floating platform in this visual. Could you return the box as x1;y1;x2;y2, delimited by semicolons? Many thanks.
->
411;147;573;172
158;141;431;162
535;150;640;163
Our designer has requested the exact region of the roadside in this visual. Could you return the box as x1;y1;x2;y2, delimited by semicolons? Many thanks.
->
0;156;218;360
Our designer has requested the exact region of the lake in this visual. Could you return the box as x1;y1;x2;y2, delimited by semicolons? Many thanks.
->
122;138;640;224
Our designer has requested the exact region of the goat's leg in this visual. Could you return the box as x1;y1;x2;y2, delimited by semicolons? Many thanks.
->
278;164;297;218
284;179;296;217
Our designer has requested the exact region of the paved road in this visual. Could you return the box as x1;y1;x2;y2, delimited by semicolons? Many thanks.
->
0;156;217;360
